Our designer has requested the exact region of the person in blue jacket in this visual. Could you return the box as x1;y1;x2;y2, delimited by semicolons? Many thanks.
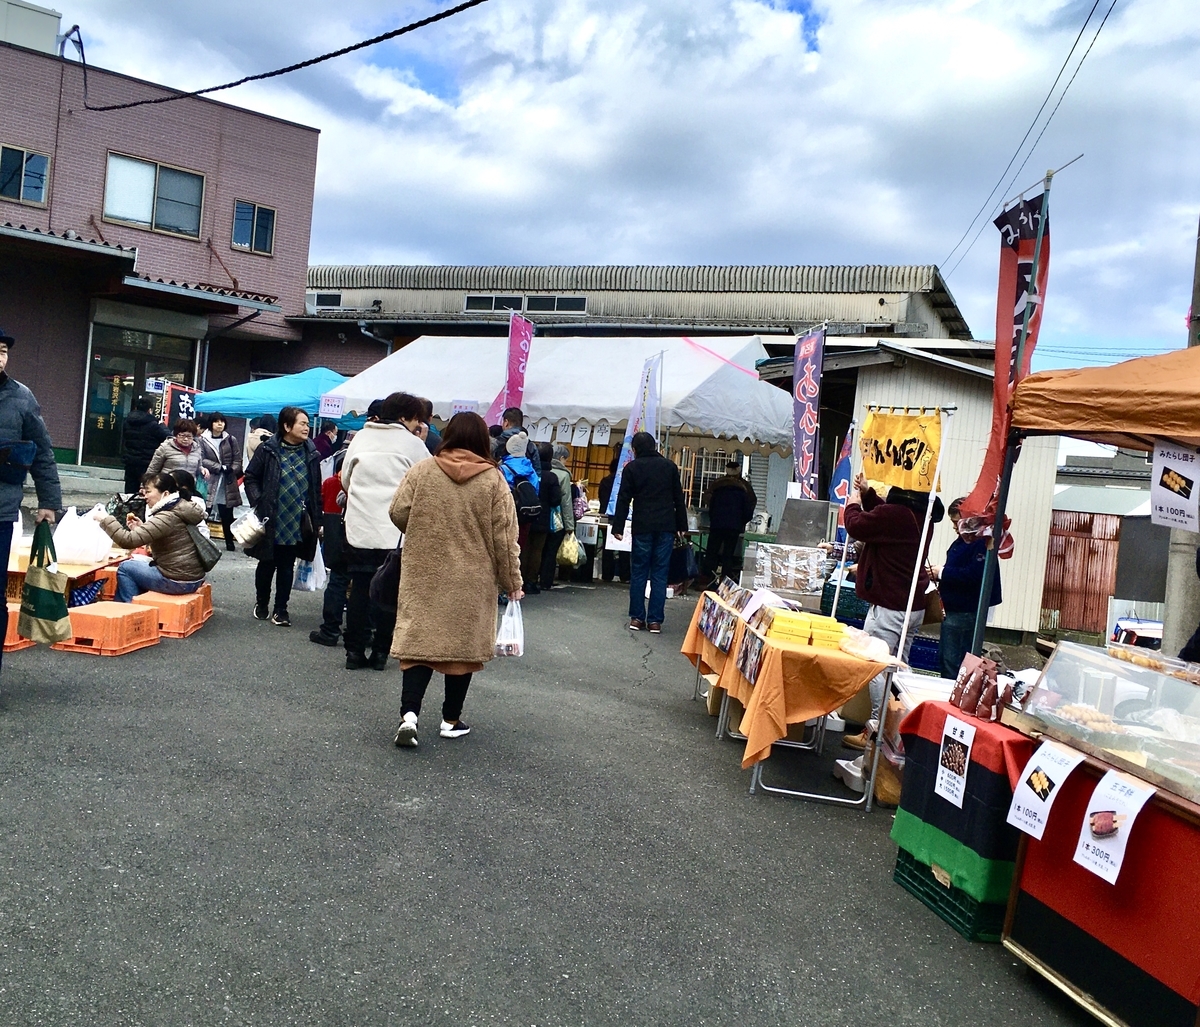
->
931;497;1001;679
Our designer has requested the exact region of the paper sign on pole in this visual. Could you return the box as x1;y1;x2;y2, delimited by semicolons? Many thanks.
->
1151;443;1200;531
450;399;479;416
592;421;611;446
860;409;942;492
1007;741;1088;840
1073;770;1156;884
319;394;345;419
934;715;976;809
571;421;591;448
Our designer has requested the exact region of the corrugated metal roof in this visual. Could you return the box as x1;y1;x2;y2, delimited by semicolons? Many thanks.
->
0;221;137;260
308;264;948;295
1051;485;1151;517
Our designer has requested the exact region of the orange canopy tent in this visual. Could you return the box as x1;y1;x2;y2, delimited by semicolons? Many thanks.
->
1012;346;1200;451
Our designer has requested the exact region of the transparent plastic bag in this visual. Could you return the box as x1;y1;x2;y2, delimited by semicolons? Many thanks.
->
494;600;524;658
53;505;113;564
293;546;328;592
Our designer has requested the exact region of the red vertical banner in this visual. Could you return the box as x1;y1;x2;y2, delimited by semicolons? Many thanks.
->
792;327;825;499
961;196;1050;524
485;312;535;424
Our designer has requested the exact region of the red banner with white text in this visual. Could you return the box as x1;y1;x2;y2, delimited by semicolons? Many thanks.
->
484;313;535;425
960;196;1050;544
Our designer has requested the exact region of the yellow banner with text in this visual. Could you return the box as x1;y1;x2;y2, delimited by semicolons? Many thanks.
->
859;410;942;492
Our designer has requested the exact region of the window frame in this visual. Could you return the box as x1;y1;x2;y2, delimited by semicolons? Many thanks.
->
102;150;207;241
231;198;277;257
0;143;51;208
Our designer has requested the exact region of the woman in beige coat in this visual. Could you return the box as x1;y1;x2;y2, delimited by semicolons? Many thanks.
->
389;411;522;748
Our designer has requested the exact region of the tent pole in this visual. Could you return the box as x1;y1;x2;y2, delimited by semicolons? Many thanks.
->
970;173;1052;656
830;420;858;618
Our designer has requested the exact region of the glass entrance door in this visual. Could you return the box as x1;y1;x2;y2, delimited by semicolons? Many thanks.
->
82;324;195;466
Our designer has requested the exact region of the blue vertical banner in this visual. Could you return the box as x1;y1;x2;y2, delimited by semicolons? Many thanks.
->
792;327;825;499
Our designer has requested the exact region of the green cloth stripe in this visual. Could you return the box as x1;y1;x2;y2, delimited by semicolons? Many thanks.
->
890;808;1014;905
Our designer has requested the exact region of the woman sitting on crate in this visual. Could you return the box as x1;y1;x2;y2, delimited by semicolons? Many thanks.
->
92;471;207;602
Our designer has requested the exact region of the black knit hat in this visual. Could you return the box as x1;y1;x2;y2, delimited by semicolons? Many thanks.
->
0;327;13;347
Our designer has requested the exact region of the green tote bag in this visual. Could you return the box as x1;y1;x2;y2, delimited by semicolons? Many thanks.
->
18;520;73;644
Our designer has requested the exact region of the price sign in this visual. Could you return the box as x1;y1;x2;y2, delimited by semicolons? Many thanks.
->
934;715;976;809
319;394;345;419
1151;442;1200;531
1006;741;1087;840
1073;770;1156;884
450;399;479;416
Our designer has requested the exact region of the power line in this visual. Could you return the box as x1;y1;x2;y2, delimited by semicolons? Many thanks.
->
60;0;490;113
943;0;1119;280
939;0;1100;273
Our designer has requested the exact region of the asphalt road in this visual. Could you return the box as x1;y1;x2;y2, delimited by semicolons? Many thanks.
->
0;556;1094;1026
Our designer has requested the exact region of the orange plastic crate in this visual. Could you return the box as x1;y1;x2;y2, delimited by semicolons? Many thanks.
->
197;582;213;622
4;601;35;652
96;566;119;600
132;590;207;638
51;601;160;656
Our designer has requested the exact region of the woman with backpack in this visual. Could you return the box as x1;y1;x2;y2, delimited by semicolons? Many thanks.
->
522;442;562;594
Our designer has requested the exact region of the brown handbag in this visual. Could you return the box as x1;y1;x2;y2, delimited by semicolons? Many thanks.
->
922;564;945;625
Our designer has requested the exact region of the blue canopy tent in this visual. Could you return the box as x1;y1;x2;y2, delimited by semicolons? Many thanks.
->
194;367;361;427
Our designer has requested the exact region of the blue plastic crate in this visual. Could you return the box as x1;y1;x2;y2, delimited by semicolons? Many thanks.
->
908;635;941;673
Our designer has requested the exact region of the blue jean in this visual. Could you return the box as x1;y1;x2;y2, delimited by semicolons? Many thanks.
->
940;611;976;680
116;559;203;602
629;531;674;625
0;520;12;674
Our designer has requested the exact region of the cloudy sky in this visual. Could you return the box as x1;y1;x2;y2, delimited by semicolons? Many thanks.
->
58;0;1199;371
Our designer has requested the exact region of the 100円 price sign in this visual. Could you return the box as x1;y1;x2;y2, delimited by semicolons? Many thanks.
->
1006;740;1088;841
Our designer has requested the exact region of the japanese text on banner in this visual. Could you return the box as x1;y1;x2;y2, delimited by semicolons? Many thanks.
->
605;353;662;516
860;410;941;492
791;328;825;499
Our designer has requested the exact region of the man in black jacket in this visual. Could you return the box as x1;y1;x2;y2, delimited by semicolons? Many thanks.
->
121;396;168;493
610;432;688;633
701;459;757;584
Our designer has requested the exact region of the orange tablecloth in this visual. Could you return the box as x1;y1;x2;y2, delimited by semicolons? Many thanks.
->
681;593;887;768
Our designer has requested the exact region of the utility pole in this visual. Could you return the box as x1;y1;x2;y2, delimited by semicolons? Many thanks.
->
1161;213;1200;657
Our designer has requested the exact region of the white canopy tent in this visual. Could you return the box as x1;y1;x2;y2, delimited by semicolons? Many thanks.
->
321;335;795;448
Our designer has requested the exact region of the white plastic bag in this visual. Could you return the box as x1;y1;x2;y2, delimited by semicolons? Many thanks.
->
292;545;328;593
53;505;113;564
494;600;524;657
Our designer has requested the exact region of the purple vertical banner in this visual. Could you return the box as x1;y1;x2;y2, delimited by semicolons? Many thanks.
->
792;327;825;499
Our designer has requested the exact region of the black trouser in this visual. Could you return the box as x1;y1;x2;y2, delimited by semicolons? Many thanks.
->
255;543;298;614
216;504;236;550
344;569;396;656
318;569;350;641
601;549;630;582
703;529;744;581
401;665;472;721
539;529;565;589
0;520;12;676
124;464;147;493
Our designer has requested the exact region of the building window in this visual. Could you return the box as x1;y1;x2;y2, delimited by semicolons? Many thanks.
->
464;295;525;312
526;296;587;312
232;200;276;254
0;145;49;205
313;293;342;308
103;152;204;238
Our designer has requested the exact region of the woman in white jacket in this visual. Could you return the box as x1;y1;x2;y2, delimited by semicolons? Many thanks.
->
340;391;431;670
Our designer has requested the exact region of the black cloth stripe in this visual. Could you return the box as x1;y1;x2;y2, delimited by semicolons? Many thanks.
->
898;733;1022;863
1010;891;1198;1027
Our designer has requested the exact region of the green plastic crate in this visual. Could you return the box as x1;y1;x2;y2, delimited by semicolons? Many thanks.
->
893;848;1006;943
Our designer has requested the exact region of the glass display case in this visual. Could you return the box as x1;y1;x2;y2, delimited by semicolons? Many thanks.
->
1018;640;1200;804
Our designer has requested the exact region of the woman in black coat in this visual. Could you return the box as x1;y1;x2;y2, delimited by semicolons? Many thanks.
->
242;406;322;626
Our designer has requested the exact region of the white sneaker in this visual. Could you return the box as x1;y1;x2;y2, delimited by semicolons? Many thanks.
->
440;719;471;739
832;756;865;793
394;712;418;748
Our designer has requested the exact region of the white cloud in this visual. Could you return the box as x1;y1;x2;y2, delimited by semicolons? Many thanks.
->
52;0;1200;360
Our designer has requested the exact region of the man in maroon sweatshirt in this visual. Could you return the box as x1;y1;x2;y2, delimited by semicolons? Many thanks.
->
842;472;943;748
